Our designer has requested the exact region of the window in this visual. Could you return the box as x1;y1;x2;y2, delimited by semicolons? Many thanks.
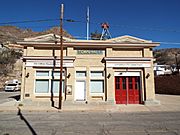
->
35;70;64;94
52;71;65;77
90;70;104;93
35;80;49;93
128;77;133;89
90;80;104;93
76;71;86;77
115;77;120;90
52;80;64;93
135;77;140;90
122;77;126;90
36;71;49;76
90;71;104;77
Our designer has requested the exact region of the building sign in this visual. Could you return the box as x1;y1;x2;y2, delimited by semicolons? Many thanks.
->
77;50;103;55
107;62;151;68
26;60;74;67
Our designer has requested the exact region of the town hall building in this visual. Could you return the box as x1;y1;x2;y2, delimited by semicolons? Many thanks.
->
18;34;160;105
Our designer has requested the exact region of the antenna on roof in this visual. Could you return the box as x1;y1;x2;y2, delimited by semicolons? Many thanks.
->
100;22;112;40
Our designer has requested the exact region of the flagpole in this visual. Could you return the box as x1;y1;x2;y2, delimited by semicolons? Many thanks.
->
86;6;90;40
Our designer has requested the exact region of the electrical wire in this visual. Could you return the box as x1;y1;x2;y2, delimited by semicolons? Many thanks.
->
0;18;180;33
0;18;60;25
1;18;180;45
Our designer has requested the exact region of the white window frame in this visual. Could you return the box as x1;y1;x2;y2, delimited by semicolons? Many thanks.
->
89;70;104;96
34;69;65;96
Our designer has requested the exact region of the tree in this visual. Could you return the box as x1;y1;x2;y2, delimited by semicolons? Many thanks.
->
90;31;101;40
0;49;22;76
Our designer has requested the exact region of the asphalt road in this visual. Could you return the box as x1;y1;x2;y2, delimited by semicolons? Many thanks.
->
0;91;20;104
0;110;179;135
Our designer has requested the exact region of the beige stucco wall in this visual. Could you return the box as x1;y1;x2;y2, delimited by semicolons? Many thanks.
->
144;61;155;100
66;67;75;101
23;67;35;99
106;67;115;102
26;47;34;56
33;48;67;56
143;48;155;101
21;44;157;104
143;48;153;57
111;48;143;57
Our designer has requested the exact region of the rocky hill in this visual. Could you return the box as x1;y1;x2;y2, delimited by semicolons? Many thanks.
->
0;25;73;90
154;48;180;65
0;25;73;44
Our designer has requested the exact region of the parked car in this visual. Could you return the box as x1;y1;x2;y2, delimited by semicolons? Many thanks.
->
4;79;21;92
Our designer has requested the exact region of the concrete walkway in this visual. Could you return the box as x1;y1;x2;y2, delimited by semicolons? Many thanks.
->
0;94;179;112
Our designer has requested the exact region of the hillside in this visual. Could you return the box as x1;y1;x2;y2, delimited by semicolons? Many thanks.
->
154;48;180;65
0;25;73;44
0;25;73;90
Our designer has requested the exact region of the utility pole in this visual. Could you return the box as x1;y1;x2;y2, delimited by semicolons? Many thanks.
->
175;53;179;74
59;4;64;110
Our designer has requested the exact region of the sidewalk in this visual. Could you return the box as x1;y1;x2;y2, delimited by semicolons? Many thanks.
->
0;94;180;112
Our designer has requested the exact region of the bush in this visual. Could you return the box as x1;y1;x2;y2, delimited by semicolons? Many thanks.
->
0;49;22;76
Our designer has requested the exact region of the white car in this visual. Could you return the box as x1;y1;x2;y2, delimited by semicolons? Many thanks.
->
4;80;21;92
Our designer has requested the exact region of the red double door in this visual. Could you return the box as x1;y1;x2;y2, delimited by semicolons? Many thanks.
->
115;76;141;104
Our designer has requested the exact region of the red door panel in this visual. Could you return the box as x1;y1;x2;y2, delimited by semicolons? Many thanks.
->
115;76;141;104
115;77;127;104
127;77;134;104
133;76;141;104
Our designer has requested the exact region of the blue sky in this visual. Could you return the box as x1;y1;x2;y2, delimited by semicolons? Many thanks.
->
0;0;180;49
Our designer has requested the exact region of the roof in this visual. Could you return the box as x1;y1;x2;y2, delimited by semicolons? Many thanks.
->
17;33;160;48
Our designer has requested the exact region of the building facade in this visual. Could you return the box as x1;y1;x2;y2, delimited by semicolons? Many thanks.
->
18;34;160;105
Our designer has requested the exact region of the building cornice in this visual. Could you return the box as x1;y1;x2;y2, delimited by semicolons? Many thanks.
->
23;56;76;60
17;41;159;48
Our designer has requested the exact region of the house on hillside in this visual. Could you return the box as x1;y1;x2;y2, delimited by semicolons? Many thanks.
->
18;34;160;105
154;63;172;76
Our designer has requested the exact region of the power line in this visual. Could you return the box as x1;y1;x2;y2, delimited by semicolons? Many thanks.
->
0;18;60;25
1;18;180;41
1;18;180;33
0;18;83;25
109;24;180;33
157;42;180;45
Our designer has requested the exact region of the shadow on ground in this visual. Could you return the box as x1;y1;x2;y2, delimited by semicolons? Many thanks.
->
17;107;37;135
8;94;20;101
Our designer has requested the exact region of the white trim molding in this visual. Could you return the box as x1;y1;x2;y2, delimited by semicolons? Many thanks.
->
24;56;75;68
104;57;151;68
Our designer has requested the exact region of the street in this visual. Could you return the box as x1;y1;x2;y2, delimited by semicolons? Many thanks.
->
0;91;20;104
0;110;180;135
0;92;180;135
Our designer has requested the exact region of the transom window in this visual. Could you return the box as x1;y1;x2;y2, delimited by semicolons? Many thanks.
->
52;71;65;77
90;71;104;77
76;71;86;77
36;71;49;77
